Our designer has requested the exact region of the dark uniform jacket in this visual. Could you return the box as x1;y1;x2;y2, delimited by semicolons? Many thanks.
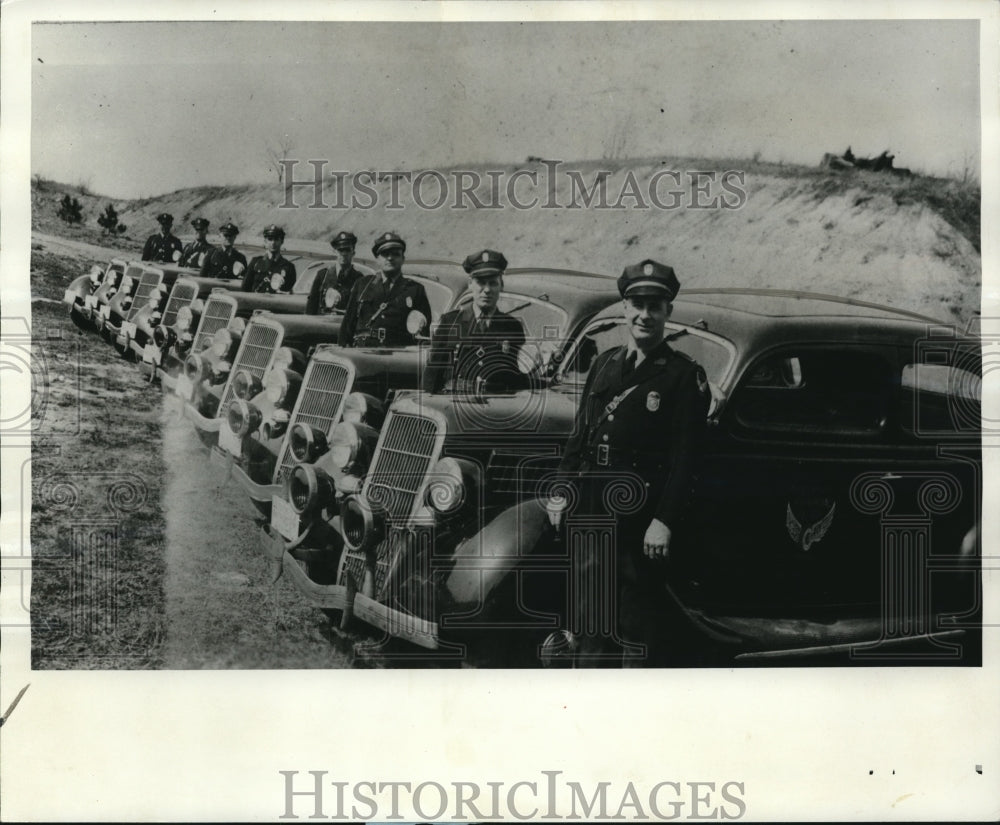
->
141;232;183;263
240;254;297;294
339;271;432;347
199;245;248;280
422;305;527;393
559;338;710;528
305;263;365;314
178;239;215;268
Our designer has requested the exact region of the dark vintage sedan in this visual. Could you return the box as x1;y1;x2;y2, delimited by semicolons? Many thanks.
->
142;256;355;385
260;271;624;629
221;269;619;530
270;289;982;665
63;257;128;330
178;263;469;452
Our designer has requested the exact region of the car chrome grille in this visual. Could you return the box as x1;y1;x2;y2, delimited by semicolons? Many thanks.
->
366;410;442;521
192;295;236;351
273;359;353;484
338;407;443;606
125;271;163;322
162;280;198;327
217;320;283;419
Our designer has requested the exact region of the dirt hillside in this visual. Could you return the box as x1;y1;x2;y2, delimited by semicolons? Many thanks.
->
33;158;981;324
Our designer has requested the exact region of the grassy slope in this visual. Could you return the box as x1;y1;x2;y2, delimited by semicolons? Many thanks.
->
36;156;980;324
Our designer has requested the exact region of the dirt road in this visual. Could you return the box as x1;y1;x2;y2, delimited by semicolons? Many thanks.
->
30;234;355;668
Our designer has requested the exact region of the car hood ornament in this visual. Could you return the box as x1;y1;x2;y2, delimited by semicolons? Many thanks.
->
786;500;836;551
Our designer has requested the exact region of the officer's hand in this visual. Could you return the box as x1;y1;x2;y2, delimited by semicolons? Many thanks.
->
643;518;671;559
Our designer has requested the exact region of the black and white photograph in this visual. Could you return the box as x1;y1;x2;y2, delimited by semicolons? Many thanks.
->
2;1;998;820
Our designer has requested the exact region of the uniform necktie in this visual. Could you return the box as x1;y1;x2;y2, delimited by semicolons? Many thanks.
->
622;350;637;378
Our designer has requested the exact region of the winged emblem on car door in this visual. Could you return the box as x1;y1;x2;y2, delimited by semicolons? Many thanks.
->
786;501;837;551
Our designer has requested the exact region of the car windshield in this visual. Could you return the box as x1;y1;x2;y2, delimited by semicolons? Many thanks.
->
423;280;459;320
453;292;568;339
557;317;734;387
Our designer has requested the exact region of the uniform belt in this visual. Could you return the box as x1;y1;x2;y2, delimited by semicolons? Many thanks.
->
581;444;667;470
354;327;404;345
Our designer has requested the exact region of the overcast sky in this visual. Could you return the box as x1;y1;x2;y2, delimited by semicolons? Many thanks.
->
31;19;980;200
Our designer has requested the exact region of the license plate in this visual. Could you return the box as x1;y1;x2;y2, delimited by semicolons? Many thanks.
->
175;373;193;401
84;294;97;309
121;321;137;339
270;495;300;541
219;422;242;456
63;288;77;305
143;343;162;365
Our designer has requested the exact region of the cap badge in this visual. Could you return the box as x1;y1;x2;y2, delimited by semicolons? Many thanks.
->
646;391;661;412
482;252;490;262
643;263;654;276
385;232;392;240
501;340;510;354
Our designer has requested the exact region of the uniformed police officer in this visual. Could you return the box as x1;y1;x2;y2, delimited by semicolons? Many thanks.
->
241;224;297;293
141;213;183;263
199;221;247;280
305;230;365;314
422;249;527;393
178;217;215;268
339;232;433;347
558;259;710;666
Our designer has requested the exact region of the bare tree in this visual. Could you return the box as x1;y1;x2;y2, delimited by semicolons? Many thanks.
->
264;134;295;183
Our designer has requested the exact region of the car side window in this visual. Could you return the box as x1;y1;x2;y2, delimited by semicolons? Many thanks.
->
732;349;892;437
899;360;981;437
560;320;628;384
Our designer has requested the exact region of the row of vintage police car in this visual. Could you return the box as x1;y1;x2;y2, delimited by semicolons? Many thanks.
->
62;244;983;665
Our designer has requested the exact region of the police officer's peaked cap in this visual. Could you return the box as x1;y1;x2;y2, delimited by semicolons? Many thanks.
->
191;217;210;230
156;212;174;225
618;259;680;301
372;231;406;257
463;249;508;278
219;221;240;236
330;231;357;250
262;224;285;239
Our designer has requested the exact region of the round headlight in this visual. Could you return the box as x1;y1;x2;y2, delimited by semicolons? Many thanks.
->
153;324;175;349
343;392;384;426
211;328;234;358
229;316;246;335
287;464;334;516
226;399;262;438
176;306;194;332
190;297;205;315
184;353;205;382
262;368;301;407
290;423;328;463
233;369;263;400
329;421;361;472
272;346;305;374
426;457;465;514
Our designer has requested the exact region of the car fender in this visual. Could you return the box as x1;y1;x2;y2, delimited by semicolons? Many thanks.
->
444;497;552;609
64;274;93;304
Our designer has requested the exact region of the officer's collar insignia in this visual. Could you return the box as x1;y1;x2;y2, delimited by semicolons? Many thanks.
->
643;263;654;276
654;358;666;365
646;391;660;412
786;501;836;552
